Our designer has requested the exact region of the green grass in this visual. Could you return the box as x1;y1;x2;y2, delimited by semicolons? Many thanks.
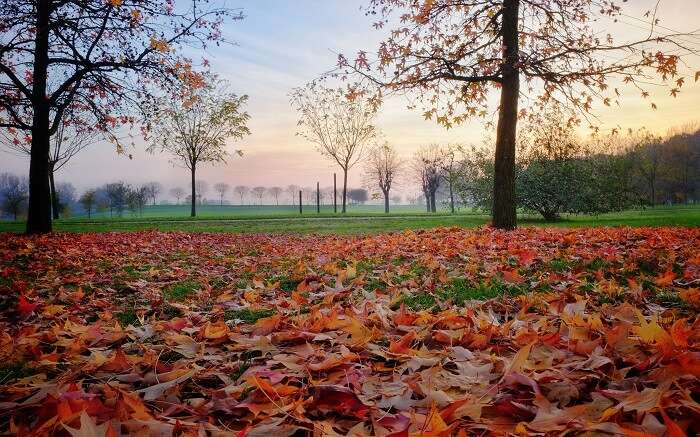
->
1;205;698;234
164;280;200;301
224;308;275;324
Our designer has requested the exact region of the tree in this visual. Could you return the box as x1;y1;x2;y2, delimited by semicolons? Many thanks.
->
390;195;402;205
55;182;76;217
252;186;266;206
0;0;241;234
170;187;185;205
143;182;163;206
268;187;283;206
234;185;250;205
213;182;230;206
2;118;96;220
291;84;376;213
663;128;700;204
102;182;130;218
340;1;699;229
148;81;250;217
79;189;97;219
439;145;462;214
630;130;664;207
195;180;209;205
364;141;402;213
0;173;29;220
412;146;442;213
347;188;369;205
286;185;299;206
127;185;148;217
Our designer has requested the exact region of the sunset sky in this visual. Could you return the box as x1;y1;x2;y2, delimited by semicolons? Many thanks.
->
2;0;700;201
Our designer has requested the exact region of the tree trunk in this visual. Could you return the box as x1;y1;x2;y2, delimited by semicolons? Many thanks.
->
341;168;348;213
190;166;197;217
26;0;52;234
430;191;437;213
49;167;59;220
383;190;390;213
491;0;520;230
424;190;430;212
449;178;455;214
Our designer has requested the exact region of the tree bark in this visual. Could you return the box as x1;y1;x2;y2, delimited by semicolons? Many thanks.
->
26;0;53;234
430;192;437;213
49;166;59;220
190;165;197;217
383;190;389;213
491;0;520;230
341;168;348;213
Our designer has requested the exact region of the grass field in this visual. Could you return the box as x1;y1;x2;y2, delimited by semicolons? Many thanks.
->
1;204;698;233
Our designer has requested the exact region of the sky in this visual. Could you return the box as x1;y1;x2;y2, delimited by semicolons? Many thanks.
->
2;0;700;201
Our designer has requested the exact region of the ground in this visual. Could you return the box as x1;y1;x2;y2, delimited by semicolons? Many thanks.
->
0;204;698;233
1;226;699;435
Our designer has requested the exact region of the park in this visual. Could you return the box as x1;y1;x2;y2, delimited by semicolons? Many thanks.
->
1;1;700;436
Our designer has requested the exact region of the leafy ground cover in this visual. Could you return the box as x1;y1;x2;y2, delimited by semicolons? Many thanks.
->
0;227;699;435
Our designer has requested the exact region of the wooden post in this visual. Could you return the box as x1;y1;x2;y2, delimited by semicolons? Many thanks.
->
333;173;337;214
316;182;320;214
299;190;302;214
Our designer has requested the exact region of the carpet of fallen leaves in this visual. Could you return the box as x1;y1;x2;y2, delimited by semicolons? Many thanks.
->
1;227;699;436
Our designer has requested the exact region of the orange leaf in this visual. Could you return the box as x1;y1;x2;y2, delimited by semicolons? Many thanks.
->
389;330;417;354
655;270;675;287
252;313;281;335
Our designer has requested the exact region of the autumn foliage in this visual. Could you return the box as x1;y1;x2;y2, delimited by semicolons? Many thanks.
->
1;227;699;435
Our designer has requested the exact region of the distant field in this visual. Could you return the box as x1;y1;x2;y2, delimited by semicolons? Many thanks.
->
79;203;433;219
1;204;698;234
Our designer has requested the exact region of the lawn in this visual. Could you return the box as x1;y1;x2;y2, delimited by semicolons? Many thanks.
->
0;227;699;435
0;204;698;234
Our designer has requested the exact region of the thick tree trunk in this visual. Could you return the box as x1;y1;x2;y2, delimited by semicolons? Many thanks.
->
341;168;348;213
383;190;389;213
492;0;520;230
26;0;52;234
49;167;59;220
430;192;437;213
190;166;196;217
424;190;430;212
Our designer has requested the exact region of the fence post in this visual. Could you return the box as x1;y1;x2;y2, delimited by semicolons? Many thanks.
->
333;173;337;214
299;190;302;214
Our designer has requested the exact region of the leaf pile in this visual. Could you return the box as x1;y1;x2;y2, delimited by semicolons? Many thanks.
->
1;227;699;436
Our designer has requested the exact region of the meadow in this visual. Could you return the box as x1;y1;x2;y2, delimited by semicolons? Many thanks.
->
0;204;698;234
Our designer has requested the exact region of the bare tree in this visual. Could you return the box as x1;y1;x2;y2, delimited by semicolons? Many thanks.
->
195;180;209;205
213;182;231;206
170;187;185;205
286;185;299;206
439;145;462;214
631;130;664;207
0;173;29;220
147;81;250;217
79;189;97;219
291;84;376;213
364;141;402;213
268;186;283;206
252;186;266;205
413;145;443;213
234;185;249;205
143;182;163;206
